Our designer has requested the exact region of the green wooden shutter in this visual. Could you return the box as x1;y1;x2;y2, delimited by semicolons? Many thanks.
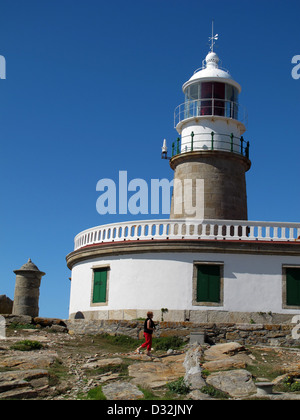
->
93;268;107;303
197;265;220;303
286;268;300;306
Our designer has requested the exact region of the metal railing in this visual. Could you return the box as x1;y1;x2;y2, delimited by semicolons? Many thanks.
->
74;219;300;251
193;63;231;75
171;132;250;159
174;99;248;128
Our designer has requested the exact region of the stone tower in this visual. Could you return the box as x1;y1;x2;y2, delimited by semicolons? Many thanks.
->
12;259;45;318
169;40;251;220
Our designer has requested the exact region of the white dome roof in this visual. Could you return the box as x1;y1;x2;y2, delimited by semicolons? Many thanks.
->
183;52;241;93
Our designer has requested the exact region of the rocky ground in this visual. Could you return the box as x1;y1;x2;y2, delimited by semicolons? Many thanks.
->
1;322;300;400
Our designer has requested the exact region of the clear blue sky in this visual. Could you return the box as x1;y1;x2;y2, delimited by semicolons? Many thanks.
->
0;0;299;319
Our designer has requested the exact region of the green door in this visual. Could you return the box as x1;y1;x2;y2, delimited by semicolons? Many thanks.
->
197;265;220;303
286;268;300;306
92;268;107;303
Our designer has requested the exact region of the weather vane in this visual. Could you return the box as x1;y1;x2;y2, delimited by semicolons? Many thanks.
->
208;20;218;52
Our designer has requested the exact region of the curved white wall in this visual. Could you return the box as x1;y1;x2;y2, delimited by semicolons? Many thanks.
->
69;251;300;318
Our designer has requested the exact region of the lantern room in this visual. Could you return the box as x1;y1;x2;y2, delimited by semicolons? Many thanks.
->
174;51;247;155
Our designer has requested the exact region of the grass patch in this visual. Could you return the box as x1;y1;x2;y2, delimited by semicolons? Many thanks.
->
245;347;283;381
61;333;143;357
10;340;43;351
138;386;159;400
78;385;107;400
100;333;185;353
7;323;37;330
166;377;190;395
101;333;140;349
48;359;69;386
85;360;132;379
153;336;185;352
85;386;107;400
61;333;185;357
276;376;300;393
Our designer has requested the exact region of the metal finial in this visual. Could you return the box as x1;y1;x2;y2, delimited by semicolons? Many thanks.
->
208;20;219;52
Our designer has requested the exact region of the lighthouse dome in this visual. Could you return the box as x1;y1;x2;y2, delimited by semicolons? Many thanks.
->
183;51;241;93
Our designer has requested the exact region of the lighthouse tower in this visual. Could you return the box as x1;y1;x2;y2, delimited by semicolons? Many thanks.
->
170;32;251;220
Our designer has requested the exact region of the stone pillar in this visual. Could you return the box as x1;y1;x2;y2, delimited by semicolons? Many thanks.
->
12;259;45;318
170;151;251;220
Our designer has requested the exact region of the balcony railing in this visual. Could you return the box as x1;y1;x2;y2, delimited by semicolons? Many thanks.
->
174;99;248;128
74;219;300;251
171;132;250;159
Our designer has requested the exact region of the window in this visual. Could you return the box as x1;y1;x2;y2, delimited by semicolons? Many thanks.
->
92;267;109;305
283;266;300;308
193;262;223;306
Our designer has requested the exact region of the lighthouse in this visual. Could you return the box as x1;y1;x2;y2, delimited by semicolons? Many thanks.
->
170;32;250;220
66;30;300;325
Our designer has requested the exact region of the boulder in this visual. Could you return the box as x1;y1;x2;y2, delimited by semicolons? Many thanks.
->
0;351;58;370
206;369;257;398
3;314;33;327
0;368;49;400
33;317;67;328
102;381;144;400
0;295;13;315
204;342;246;361
82;357;123;370
129;353;186;388
0;386;38;400
0;369;49;383
183;344;206;390
202;357;247;372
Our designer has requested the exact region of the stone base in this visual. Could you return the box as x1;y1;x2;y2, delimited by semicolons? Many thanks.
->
69;309;296;325
66;318;299;347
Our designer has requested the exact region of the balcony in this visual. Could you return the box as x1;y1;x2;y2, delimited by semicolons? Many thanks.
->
74;219;300;251
174;99;248;128
171;132;250;159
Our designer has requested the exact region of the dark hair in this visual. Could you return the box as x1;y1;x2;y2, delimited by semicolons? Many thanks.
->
147;311;153;318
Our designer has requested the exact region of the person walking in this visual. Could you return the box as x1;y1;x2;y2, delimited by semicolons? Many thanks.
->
136;311;155;356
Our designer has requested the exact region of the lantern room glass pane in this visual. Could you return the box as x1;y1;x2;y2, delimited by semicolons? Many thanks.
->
225;85;239;119
214;82;225;99
201;82;212;99
183;81;239;120
201;82;212;115
189;84;199;100
214;83;225;116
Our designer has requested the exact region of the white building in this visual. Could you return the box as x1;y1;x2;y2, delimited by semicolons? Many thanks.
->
66;35;300;324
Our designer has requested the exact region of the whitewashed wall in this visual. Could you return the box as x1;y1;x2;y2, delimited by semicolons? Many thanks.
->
69;252;300;317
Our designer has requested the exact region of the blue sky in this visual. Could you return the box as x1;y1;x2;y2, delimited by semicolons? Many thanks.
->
0;0;299;319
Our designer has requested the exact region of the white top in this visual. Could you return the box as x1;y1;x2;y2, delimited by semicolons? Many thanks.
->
182;51;241;93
